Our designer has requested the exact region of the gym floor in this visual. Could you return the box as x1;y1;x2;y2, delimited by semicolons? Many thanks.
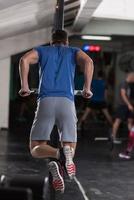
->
0;128;134;200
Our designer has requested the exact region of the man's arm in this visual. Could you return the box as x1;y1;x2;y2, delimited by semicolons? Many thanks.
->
19;50;39;97
76;50;94;98
121;88;134;111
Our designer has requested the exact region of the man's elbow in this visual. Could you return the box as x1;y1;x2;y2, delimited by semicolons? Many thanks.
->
89;57;93;65
86;57;94;68
20;55;29;65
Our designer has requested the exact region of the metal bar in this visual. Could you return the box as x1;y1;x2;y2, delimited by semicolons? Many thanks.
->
64;0;79;6
53;0;64;30
64;5;80;13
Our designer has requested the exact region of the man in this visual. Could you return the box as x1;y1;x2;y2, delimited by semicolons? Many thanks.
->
78;70;113;129
111;72;134;144
19;30;94;192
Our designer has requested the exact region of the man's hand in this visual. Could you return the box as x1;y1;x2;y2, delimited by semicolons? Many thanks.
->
82;89;93;99
19;88;31;97
128;104;134;112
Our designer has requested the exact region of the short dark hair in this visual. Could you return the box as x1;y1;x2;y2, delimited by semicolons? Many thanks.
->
52;30;68;44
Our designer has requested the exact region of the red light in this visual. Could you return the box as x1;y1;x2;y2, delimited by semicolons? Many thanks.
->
83;44;101;52
95;46;101;51
89;46;96;51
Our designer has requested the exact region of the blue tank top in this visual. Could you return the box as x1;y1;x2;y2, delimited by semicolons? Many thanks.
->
34;45;80;101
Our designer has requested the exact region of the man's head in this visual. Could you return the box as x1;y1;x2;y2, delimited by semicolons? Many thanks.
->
51;30;68;45
126;71;134;82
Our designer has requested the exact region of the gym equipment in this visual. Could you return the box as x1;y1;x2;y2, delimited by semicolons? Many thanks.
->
0;174;8;187
0;174;49;200
10;175;47;200
0;187;32;200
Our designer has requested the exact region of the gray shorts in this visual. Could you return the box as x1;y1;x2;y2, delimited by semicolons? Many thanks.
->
30;97;77;142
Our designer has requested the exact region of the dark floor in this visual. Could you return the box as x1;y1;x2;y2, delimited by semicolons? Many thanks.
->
0;127;134;200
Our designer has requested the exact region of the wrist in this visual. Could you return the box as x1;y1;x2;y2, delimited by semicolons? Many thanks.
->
83;85;91;91
21;80;28;86
21;84;29;90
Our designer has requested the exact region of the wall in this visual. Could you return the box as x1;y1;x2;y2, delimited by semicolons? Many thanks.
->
0;27;51;129
0;58;10;129
0;27;51;60
82;19;134;36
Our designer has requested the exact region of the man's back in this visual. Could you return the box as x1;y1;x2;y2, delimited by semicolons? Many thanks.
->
35;45;79;101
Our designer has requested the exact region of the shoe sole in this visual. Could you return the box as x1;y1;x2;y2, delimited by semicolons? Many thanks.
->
48;161;65;193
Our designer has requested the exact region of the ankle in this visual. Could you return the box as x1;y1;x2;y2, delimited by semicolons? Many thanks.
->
63;146;73;163
126;149;132;154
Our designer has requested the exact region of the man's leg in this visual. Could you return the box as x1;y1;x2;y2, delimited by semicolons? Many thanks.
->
127;118;134;131
102;108;113;126
29;98;66;192
119;126;134;159
30;140;76;161
30;140;65;192
29;98;57;158
126;127;134;153
62;142;76;179
30;140;59;159
62;142;76;155
126;117;134;152
78;107;92;128
111;118;122;142
30;140;76;188
56;98;78;179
